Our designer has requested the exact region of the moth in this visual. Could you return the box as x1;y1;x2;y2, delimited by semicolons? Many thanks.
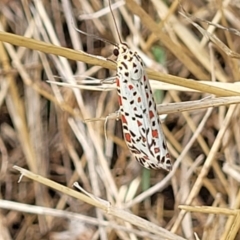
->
71;0;172;171
113;41;171;171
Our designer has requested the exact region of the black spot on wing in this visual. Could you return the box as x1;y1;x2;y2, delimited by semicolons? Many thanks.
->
130;130;136;137
122;61;128;69
135;114;143;118
136;138;141;142
149;163;157;169
149;100;152;108
146;128;150;135
137;157;146;166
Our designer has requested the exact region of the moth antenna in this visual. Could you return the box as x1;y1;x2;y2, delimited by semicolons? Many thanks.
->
71;18;117;47
108;0;123;44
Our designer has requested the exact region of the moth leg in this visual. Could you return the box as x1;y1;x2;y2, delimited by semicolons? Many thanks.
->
101;76;116;84
104;109;121;140
115;109;121;121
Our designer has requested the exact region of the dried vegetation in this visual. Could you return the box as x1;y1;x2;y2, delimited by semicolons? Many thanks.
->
0;0;240;239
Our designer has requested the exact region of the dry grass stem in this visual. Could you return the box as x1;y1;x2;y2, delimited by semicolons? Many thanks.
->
0;0;240;239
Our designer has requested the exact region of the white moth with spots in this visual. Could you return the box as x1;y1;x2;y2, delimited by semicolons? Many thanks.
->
113;42;171;171
104;1;171;171
68;0;172;171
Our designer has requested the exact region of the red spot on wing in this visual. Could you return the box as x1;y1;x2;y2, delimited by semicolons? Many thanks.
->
154;147;160;153
121;115;127;124
116;78;120;87
118;96;122;106
138;97;141;102
149;110;154;119
144;75;147;81
124;133;131;142
146;92;149;98
152;129;158;138
128;84;133;90
137;120;142;126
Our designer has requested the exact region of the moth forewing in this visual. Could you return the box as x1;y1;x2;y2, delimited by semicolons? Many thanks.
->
114;42;172;171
